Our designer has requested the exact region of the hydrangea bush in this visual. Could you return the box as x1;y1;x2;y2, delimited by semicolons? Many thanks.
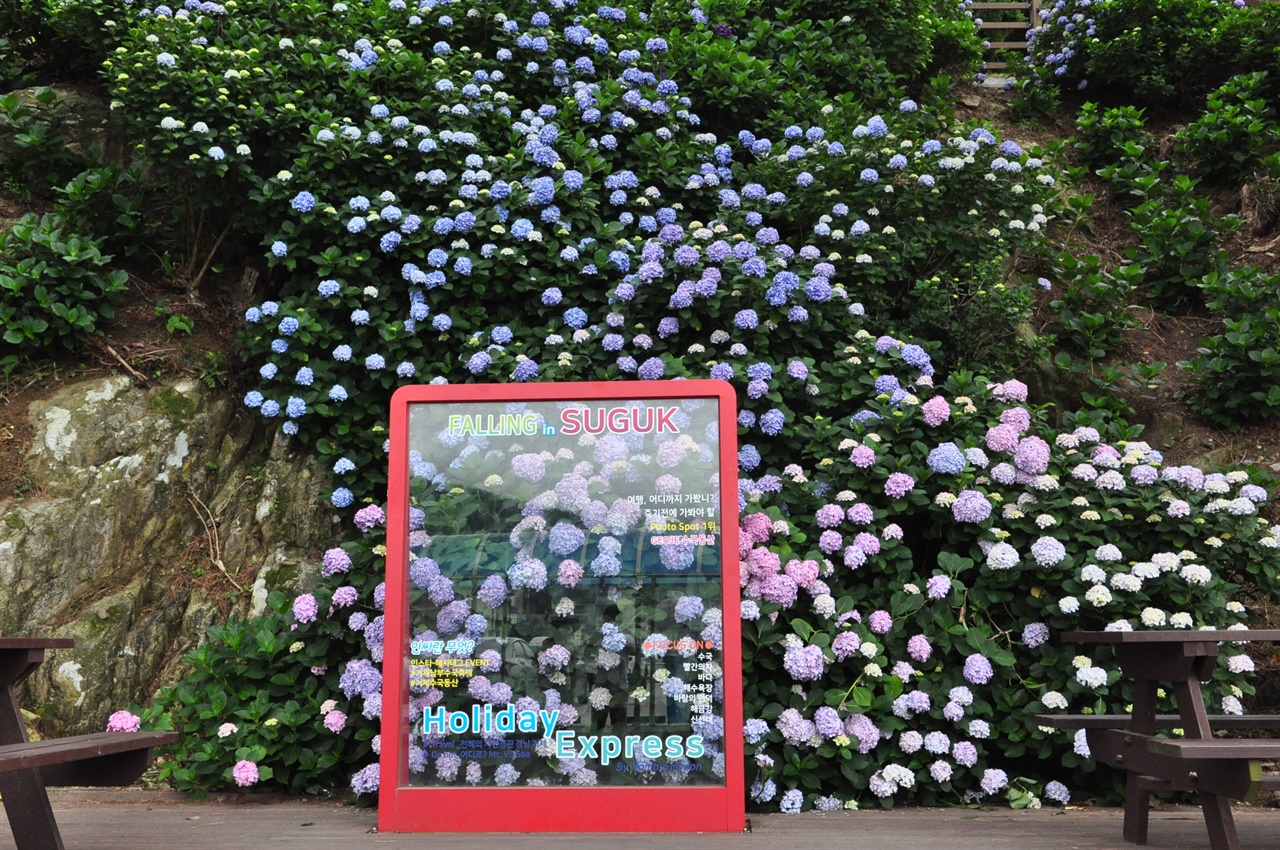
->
1017;0;1280;108
103;0;1280;812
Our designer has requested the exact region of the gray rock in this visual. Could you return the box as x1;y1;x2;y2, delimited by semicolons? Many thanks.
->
1;376;336;735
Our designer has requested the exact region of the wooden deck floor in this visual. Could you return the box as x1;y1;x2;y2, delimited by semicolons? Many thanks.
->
2;790;1278;849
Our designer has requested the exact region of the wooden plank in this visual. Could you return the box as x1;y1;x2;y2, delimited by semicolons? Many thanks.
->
1087;729;1265;800
0;640;74;651
972;3;1030;8
1034;713;1280;730
979;22;1032;29
1147;738;1280;760
0;732;178;773
1063;630;1280;644
987;42;1028;49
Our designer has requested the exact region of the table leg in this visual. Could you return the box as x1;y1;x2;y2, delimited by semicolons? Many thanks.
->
1123;679;1158;845
1123;773;1151;845
1172;679;1213;739
1201;793;1240;850
1171;678;1243;850
0;686;65;850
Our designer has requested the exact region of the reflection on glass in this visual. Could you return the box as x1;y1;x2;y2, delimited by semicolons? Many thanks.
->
402;397;726;787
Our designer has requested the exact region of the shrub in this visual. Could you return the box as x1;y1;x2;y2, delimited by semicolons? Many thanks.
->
0;87;91;195
0;212;128;352
1049;253;1140;360
1174;72;1280;185
1184;267;1280;426
139;591;372;796
53;163;152;258
1124;175;1234;307
1073;102;1147;173
1020;0;1280;109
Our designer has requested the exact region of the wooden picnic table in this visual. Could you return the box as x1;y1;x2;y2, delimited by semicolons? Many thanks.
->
0;638;177;850
1051;630;1280;850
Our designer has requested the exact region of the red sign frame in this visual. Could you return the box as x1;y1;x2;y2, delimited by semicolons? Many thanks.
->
378;380;744;833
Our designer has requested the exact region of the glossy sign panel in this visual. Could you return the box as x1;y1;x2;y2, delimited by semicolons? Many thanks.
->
378;380;743;832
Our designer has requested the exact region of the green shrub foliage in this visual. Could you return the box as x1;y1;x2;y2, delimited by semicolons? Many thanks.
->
1185;267;1280;427
1174;72;1280;185
1020;0;1280;109
0;213;127;351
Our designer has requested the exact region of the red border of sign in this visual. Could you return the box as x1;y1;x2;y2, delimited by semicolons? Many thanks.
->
377;380;744;833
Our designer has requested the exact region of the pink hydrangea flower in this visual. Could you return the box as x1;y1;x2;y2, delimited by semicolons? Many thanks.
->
323;711;348;733
999;406;1031;432
869;610;893;633
884;472;915;499
986;424;1021;453
106;710;141;733
921;396;950;427
991;379;1028;402
353;504;386;532
293;593;319;624
232;759;259;787
321;548;352;576
850;445;876;468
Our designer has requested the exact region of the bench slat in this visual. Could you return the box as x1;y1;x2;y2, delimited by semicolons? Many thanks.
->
1034;714;1280;730
1147;738;1280;760
0;732;177;773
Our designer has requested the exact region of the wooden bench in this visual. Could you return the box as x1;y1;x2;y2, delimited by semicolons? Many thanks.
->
0;638;178;850
0;731;179;786
1036;713;1280;730
1041;629;1280;850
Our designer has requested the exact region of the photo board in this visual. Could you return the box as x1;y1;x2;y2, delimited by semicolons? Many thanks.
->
378;380;744;832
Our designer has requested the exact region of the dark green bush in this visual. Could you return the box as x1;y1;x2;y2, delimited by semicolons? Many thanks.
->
1174;72;1279;185
1049;252;1140;360
1184;267;1280;427
0;212;128;352
139;591;372;796
1073;102;1147;172
1125;175;1234;306
0;0;115;78
0;86;90;194
53;163;151;258
1021;0;1280;110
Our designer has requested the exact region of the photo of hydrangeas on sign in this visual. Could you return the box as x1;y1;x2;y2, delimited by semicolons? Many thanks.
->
106;0;1280;815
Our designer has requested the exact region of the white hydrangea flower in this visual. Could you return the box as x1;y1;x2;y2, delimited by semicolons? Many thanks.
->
1077;666;1107;687
1042;691;1068;710
1080;564;1106;584
1110;573;1142;593
1180;564;1212;586
1140;607;1167;627
1227;655;1255;674
1085;585;1113;606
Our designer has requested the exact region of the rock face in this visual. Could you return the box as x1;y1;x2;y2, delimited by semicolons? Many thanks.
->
0;376;336;735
